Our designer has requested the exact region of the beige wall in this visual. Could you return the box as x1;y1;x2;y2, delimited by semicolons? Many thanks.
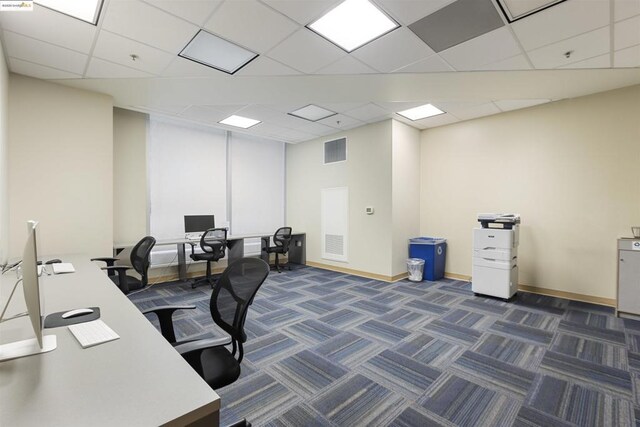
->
113;108;148;244
420;85;640;300
287;120;394;277
8;75;113;258
391;120;421;276
0;43;8;265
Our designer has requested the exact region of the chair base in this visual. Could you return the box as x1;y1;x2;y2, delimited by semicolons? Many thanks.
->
191;275;218;290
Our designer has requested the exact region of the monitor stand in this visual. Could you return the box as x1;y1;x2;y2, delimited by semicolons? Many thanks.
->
0;335;57;362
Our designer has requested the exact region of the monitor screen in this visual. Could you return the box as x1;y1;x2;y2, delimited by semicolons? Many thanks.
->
184;215;215;233
22;220;43;348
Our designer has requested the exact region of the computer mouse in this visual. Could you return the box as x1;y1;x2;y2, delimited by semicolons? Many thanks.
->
61;308;94;319
45;259;62;264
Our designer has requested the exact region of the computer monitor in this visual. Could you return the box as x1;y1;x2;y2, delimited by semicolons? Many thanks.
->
0;220;56;362
184;215;215;233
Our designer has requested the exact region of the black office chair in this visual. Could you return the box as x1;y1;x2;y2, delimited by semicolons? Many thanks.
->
190;228;227;289
263;227;292;273
92;236;156;295
142;258;269;391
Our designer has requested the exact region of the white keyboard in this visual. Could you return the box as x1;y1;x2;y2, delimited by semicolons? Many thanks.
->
68;320;120;349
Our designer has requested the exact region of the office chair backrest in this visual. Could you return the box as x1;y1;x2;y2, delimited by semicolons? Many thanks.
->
274;227;292;252
130;236;156;284
200;228;227;259
211;258;269;344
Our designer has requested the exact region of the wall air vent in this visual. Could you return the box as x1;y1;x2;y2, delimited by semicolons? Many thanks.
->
324;137;346;164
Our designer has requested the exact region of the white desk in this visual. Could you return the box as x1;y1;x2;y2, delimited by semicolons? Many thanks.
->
116;232;306;281
0;255;220;426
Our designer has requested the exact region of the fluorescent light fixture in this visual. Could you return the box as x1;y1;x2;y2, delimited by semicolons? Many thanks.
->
289;105;337;122
308;0;399;52
35;0;103;24
180;30;258;75
396;104;445;121
219;115;261;129
497;0;565;22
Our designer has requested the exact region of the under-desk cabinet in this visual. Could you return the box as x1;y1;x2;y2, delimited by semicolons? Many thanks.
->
618;238;640;316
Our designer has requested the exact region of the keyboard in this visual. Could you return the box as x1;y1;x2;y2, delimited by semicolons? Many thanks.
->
68;320;120;349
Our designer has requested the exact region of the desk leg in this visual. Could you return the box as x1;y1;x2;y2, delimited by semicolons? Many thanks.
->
260;237;270;265
177;243;187;281
227;239;245;264
288;234;306;265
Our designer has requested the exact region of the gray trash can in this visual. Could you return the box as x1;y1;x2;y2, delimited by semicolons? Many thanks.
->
407;258;425;282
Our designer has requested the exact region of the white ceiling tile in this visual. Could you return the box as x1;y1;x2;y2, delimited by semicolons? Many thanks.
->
204;0;299;54
266;111;334;131
558;53;611;69
289;119;337;135
615;15;640;50
433;100;488;111
410;113;459;129
161;56;225;77
343;103;389;121
448;102;501;120
0;3;97;53
140;0;223;26
102;0;198;53
376;0;454;25
614;44;640;67
317;113;364;130
266;28;346;73
528;27;610;69
9;57;81;79
614;0;640;21
260;0;340;25
352;27;435;73
93;31;175;75
317;102;369;113
393;54;453;73
376;101;427;112
134;105;190;115
233;105;282;122
476;54;532;71
511;0;610;51
493;99;550;112
439;27;522;71
235;56;301;76
3;30;87;74
316;55;377;74
85;58;155;78
180;105;232;123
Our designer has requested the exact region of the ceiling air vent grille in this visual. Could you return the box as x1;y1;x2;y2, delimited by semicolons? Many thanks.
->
324;138;346;164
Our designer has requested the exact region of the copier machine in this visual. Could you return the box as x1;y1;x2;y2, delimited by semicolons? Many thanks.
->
472;213;520;300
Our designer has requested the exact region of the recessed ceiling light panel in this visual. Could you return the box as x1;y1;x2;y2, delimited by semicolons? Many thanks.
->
35;0;103;25
289;104;337;122
308;0;399;52
219;115;261;129
496;0;566;22
396;104;445;121
180;30;258;75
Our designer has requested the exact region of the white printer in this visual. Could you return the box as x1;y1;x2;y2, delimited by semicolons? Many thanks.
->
472;213;520;300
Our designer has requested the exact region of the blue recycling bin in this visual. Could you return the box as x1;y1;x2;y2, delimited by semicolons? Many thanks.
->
408;237;447;281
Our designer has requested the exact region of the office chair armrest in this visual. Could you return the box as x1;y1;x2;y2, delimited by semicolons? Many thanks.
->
91;257;119;266
174;336;233;375
174;336;232;356
142;305;196;343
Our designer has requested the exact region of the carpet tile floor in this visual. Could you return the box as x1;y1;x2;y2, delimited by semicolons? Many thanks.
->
129;266;640;426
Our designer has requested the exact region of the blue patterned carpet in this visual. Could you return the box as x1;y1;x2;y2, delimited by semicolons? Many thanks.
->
129;266;640;426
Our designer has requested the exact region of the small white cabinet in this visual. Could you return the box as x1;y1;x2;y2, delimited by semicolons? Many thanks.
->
618;239;640;316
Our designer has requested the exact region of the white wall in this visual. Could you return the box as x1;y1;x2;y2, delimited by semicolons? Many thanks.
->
113;108;148;244
392;120;421;276
287;120;394;277
0;43;9;265
420;85;640;300
8;74;113;258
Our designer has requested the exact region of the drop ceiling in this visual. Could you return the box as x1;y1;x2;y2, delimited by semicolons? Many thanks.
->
0;0;639;143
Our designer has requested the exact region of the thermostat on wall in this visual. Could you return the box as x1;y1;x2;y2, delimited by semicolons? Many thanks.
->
365;207;374;215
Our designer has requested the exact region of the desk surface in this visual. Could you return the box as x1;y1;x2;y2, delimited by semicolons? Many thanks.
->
115;232;306;248
0;255;219;426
